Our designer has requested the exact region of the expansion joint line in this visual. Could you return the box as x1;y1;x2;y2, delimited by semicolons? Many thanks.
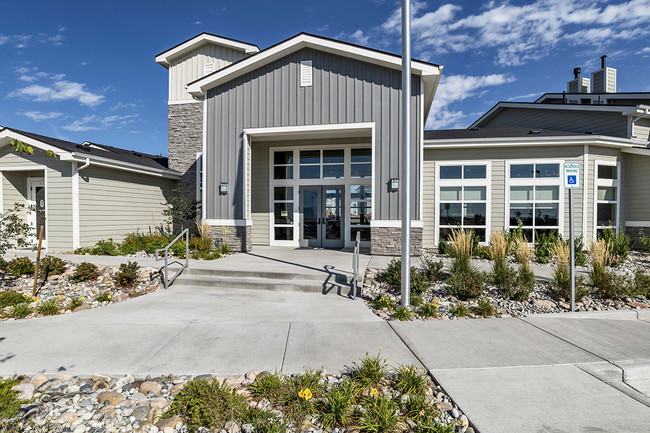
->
280;322;292;373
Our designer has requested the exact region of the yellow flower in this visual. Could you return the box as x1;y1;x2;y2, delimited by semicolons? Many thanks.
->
433;301;439;308
298;388;312;400
35;298;40;303
107;295;111;299
80;297;85;300
370;388;378;396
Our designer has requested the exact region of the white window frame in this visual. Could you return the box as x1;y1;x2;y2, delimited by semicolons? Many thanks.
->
435;161;491;246
593;159;621;237
505;160;564;243
269;145;372;248
195;152;203;205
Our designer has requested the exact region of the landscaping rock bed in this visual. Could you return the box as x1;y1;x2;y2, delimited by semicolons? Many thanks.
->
363;251;650;321
0;260;163;321
6;367;471;433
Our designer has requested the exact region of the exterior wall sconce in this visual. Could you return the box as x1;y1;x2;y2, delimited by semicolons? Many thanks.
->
390;178;399;191
219;182;229;195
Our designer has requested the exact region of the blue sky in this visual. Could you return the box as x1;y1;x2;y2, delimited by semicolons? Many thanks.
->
1;0;649;156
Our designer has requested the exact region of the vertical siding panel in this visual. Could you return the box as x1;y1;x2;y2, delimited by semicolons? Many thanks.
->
321;53;330;124
304;50;313;125
312;51;321;124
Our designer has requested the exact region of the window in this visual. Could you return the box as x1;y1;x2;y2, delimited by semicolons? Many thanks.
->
299;149;345;179
273;151;293;180
351;148;371;178
437;163;489;243
508;162;561;243
350;185;371;241
595;161;620;236
273;186;294;241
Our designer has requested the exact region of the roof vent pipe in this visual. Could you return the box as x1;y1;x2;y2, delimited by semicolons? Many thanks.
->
601;55;607;69
573;67;581;79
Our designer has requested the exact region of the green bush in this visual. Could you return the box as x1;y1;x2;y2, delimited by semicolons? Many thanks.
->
509;265;536;301
96;293;112;303
0;378;30;420
0;292;30;308
640;230;650;253
370;296;394;311
144;234;170;255
70;262;99;283
249;371;284;403
91;239;120;256
357;393;402;433
446;269;485;300
317;380;358;429
0;257;7;272
449;303;469;317
474;245;492;260
392;365;428;395
113;261;140;287
170;240;187;258
281;369;324;422
12;303;31;318
401;394;446;431
37;299;60;316
351;351;388;388
40;256;66;280
504;222;526;253
599;227;633;263
240;408;287;433
119;231;146;254
7;257;34;277
549;267;589;301
393;306;413;321
417;301;439;318
380;259;431;295
163;378;248;432
535;231;559;264
490;261;517;291
593;269;629;300
68;297;84;310
421;253;444;282
191;251;221;260
190;235;212;254
217;242;231;255
471;299;496;317
632;269;650;298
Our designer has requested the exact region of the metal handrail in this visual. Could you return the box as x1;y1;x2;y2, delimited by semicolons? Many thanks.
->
351;231;361;299
155;228;189;289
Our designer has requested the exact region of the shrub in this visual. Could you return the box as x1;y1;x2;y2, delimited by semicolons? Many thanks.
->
68;297;83;310
37;299;60;316
474;245;492;260
471;299;496;317
120;232;146;254
421;253;444;282
91;239;120;256
401;394;445;430
509;265;536;301
549;267;589;301
572;235;587;267
535;231;559;264
599;227;633;263
380;259;431;295
70;262;99;283
490;262;517;292
0;378;30;420
594;270;629;300
282;369;324;422
449;303;469;317
393;306;413;321
632;269;650;298
417;301;439;318
170;240;187;258
317;380;358;429
392;365;428;395
7;257;34;277
113;261;139;287
446;269;485;300
40;256;66;280
217;242;231;255
240;408;287;433
0;257;7;272
249;371;284;403
143;234;170;255
12;303;31;319
410;295;423;307
641;230;650;253
448;229;474;273
0;292;30;308
163;378;248;432
190;235;212;254
351;351;388;388
357;393;402;433
96;293;112;303
370;296;394;311
504;222;526;254
438;237;450;255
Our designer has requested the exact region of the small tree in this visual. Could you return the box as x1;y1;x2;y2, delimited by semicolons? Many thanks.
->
162;186;200;232
0;203;35;255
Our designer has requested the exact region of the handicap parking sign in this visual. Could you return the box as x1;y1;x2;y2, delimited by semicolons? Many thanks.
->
567;175;577;185
563;163;581;189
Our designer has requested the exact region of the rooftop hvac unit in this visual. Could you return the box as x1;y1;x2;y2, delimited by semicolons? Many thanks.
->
567;77;590;94
591;55;616;93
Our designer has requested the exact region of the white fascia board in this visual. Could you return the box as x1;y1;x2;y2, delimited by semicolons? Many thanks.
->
244;122;375;137
621;147;650;156
0;130;75;161
424;135;644;149
156;34;260;68
187;34;442;97
69;152;181;179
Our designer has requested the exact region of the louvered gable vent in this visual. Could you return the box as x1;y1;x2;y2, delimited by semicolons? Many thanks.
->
300;60;312;87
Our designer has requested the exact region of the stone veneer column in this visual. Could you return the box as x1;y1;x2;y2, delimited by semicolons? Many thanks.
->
370;227;423;256
168;102;203;198
209;225;252;253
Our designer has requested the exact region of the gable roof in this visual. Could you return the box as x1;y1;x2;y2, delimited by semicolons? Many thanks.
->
186;32;443;115
0;127;180;178
424;127;587;140
155;32;260;68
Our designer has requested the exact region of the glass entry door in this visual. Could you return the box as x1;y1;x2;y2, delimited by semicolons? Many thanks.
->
299;185;344;248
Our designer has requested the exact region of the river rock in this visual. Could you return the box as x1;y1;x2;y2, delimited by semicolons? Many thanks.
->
140;380;162;396
97;391;125;406
12;383;35;400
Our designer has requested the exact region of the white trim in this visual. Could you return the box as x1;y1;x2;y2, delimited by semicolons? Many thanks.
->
593;159;621;237
195;152;203;205
168;99;202;105
626;221;650;227
202;98;208;220
0;165;46;172
244;122;375;138
583;145;589;241
370;220;424;228
0;129;74;161
26;176;47;249
419;78;424;222
187;33;441;98
155;33;259;68
204;219;252;226
434;161;491;246
621;147;650;156
424;135;645;149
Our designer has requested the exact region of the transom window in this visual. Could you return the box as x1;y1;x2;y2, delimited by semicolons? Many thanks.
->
508;162;561;243
595;161;620;236
437;163;489;243
299;149;345;179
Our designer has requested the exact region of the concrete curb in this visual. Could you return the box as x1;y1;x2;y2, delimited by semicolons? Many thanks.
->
526;309;648;320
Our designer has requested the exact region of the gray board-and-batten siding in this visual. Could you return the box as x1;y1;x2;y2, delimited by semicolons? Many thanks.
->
204;47;423;221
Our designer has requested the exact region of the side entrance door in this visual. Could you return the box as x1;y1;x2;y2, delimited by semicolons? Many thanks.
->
299;185;344;248
27;179;46;246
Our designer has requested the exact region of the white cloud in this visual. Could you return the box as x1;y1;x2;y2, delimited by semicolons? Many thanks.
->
194;21;202;25
22;111;63;122
10;79;105;107
426;73;516;129
62;114;138;132
349;29;369;45
381;0;650;66
110;102;137;111
0;35;8;45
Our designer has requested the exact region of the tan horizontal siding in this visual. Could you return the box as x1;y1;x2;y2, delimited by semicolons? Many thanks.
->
625;153;650;221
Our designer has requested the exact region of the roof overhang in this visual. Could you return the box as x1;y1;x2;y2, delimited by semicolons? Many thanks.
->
0;128;181;179
470;102;650;129
424;134;648;149
155;33;260;69
244;122;374;142
186;33;443;115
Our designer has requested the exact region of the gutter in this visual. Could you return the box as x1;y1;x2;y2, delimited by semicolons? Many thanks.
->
69;152;181;179
423;134;648;149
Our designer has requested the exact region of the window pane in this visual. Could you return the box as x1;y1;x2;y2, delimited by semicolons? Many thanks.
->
597;203;617;226
300;150;320;164
510;186;533;201
323;149;344;163
469;228;486;242
521;229;533;243
440;187;461;201
274;203;293;224
351;163;371;178
274;187;293;201
464;165;486;179
440;165;462;179
510;204;533;226
351;185;372;200
323;164;344;179
535;186;559;201
350;202;371;225
510;164;534;178
536;164;559;178
598;186;616;201
439;228;453;243
598;165;617;180
464;186;486;201
440;203;461;225
535;204;559;226
535;229;559;240
274;151;293;165
351;148;372;163
300;165;320;179
351;227;371;241
274;227;293;241
463;203;486;225
273;166;293;180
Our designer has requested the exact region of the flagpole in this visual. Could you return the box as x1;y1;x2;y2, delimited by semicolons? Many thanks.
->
401;0;412;308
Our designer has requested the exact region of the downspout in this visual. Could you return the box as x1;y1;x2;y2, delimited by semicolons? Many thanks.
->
72;158;90;250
